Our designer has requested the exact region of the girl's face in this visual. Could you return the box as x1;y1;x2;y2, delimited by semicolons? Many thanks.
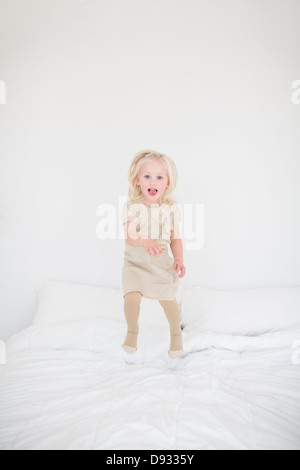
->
137;159;169;205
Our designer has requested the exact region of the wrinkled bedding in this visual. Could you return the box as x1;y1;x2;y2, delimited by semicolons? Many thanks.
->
1;316;300;450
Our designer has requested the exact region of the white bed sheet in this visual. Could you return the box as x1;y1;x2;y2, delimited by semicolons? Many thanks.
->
0;317;300;450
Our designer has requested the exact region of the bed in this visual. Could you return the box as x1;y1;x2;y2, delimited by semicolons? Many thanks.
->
0;280;300;450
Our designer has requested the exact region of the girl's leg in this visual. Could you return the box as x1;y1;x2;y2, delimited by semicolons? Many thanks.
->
159;299;184;358
122;291;142;354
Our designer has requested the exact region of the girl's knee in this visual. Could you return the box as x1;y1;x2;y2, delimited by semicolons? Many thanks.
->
159;299;180;309
124;291;142;306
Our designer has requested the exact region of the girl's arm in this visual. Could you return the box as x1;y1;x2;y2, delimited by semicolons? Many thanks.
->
170;225;183;263
170;225;186;278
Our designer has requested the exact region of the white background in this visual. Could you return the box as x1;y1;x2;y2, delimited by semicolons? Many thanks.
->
0;0;300;340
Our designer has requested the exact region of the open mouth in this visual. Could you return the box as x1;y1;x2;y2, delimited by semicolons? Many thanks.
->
148;188;158;196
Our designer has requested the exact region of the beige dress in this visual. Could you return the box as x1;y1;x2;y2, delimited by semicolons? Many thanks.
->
121;201;182;301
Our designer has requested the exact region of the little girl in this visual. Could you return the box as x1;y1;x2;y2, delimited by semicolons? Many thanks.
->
121;150;186;359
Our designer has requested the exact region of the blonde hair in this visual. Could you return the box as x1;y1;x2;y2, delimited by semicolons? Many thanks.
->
127;149;178;206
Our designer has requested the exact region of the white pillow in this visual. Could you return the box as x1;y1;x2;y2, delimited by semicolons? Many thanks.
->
181;286;300;336
33;279;172;326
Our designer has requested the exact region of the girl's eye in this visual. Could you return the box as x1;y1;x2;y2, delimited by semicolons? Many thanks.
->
144;175;163;180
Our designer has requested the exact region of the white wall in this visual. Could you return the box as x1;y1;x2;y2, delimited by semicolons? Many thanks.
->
0;0;300;340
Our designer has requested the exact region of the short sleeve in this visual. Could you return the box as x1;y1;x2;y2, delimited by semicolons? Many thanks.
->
170;203;182;230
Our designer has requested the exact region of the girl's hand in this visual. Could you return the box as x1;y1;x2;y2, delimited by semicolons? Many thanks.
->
141;238;164;256
174;260;186;278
